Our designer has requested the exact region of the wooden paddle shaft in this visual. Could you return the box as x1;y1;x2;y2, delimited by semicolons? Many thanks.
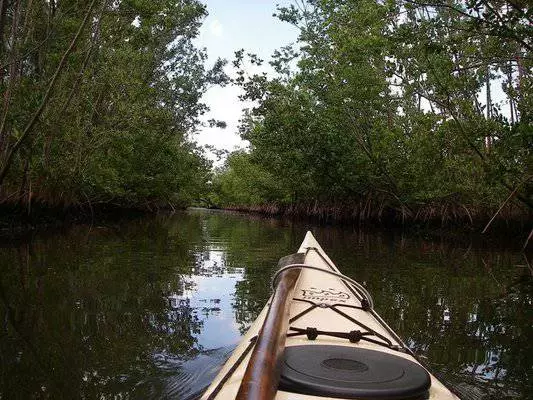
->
235;268;301;400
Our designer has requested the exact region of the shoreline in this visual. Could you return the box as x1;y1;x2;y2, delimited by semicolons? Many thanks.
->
0;203;159;239
222;201;531;227
0;203;531;251
218;203;533;251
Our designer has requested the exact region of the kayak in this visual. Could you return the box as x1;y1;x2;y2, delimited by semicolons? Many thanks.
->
202;231;459;400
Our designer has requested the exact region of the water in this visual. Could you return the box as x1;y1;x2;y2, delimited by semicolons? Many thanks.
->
0;209;531;399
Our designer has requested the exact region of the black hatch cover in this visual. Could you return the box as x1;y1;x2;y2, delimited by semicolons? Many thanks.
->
279;345;431;399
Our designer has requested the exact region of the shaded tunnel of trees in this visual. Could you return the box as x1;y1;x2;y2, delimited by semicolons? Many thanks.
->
0;0;531;234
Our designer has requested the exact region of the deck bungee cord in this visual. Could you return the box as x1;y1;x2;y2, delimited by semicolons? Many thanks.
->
271;263;374;309
297;245;419;358
272;263;402;352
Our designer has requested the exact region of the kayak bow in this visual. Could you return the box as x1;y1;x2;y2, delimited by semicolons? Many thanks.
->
202;232;459;400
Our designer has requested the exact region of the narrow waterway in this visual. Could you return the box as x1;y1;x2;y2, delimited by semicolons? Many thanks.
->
0;209;531;399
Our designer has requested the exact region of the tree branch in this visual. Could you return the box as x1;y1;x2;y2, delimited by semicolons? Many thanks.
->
0;0;98;188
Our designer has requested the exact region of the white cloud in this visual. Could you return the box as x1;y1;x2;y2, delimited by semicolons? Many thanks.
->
195;86;248;161
209;19;223;37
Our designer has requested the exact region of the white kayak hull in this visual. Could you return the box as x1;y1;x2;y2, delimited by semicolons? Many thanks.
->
202;232;459;400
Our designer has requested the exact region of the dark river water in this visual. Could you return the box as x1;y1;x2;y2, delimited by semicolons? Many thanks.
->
0;209;531;399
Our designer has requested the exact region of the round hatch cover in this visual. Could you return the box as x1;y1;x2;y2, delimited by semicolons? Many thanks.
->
279;345;431;399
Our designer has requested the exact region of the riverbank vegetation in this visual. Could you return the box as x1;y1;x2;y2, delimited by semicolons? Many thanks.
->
211;0;532;232
0;0;226;213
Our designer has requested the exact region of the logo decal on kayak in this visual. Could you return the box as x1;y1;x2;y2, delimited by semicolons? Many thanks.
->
301;288;350;303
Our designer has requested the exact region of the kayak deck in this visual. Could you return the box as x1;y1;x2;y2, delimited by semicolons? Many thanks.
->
202;232;458;400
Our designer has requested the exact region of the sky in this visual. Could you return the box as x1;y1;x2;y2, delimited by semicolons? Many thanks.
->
194;1;299;160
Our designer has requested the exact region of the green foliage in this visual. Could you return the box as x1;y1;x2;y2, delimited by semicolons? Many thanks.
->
213;0;532;223
210;151;285;206
0;0;226;209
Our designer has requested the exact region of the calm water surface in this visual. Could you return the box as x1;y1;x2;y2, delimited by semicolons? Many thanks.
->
0;210;531;399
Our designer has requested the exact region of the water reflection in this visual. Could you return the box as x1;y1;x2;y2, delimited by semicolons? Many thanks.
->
172;250;245;348
0;209;530;399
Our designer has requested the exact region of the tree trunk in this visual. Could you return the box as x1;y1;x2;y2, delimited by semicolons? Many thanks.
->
0;0;98;189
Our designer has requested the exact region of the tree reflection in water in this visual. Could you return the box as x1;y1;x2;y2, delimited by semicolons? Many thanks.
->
0;210;530;399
